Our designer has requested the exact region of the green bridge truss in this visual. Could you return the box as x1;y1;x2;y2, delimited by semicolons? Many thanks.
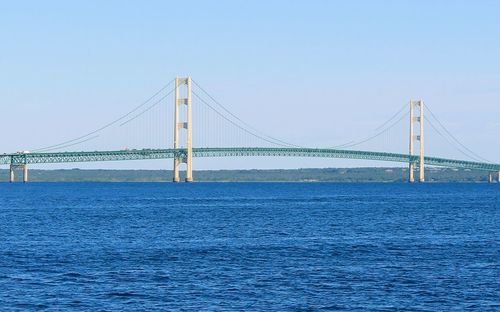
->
1;147;499;171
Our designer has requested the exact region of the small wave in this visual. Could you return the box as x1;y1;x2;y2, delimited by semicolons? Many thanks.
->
106;292;148;298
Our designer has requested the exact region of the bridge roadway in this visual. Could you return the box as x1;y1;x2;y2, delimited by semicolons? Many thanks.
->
1;147;499;171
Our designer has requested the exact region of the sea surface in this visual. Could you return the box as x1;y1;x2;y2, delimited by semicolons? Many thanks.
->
0;183;498;311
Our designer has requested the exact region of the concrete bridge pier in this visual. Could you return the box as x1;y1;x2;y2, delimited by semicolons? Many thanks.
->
9;165;14;183
9;164;28;183
489;171;500;183
23;165;28;183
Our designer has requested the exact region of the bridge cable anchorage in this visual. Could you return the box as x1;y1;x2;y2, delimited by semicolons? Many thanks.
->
424;105;492;163
192;90;301;148
192;79;302;148
329;106;409;149
31;79;175;152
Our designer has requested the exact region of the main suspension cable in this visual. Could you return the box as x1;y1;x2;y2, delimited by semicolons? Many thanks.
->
192;91;297;148
32;135;100;153
330;106;409;149
424;116;484;162
425;104;491;163
119;87;175;127
192;79;301;148
32;79;174;152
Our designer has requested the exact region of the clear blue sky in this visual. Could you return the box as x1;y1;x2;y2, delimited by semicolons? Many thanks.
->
1;0;499;169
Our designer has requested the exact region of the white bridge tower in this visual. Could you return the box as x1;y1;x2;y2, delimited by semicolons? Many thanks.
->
173;76;193;182
409;100;425;183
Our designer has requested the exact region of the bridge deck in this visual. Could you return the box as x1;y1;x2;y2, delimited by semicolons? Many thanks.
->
1;148;499;171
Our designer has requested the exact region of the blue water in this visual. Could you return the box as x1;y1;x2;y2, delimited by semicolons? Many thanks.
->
0;183;498;311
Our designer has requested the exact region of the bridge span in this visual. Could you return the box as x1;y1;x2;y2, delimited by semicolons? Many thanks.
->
3;147;500;183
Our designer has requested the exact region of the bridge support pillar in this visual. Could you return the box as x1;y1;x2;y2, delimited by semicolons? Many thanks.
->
488;172;500;183
9;164;28;183
173;76;193;183
409;100;425;183
23;165;29;183
409;163;415;183
9;165;14;183
173;159;181;183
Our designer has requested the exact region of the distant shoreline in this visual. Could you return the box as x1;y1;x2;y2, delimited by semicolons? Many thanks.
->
0;167;494;183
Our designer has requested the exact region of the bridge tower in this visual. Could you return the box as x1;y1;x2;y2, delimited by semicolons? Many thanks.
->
409;100;425;183
173;76;193;182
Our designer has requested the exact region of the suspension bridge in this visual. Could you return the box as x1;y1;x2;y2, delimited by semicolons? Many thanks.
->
2;77;500;183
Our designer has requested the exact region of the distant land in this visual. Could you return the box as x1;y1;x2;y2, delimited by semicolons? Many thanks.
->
0;167;495;183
